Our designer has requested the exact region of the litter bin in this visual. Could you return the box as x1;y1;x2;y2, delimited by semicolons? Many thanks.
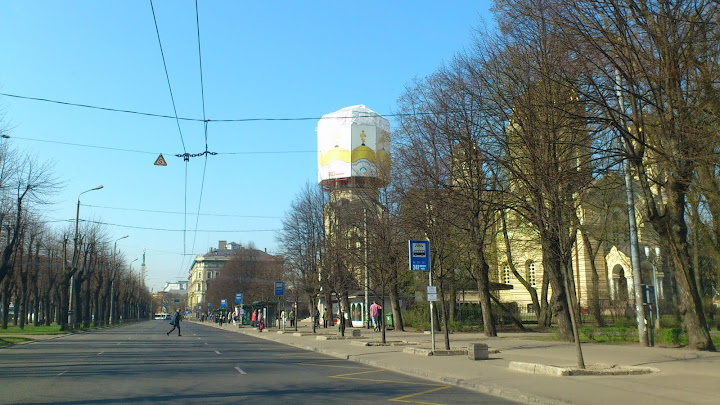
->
385;313;394;328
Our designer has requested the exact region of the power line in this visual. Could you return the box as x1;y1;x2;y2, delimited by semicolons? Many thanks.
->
1;91;448;122
0;92;201;121
1;135;157;155
3;135;315;156
81;203;282;218
149;0;187;154
56;218;279;233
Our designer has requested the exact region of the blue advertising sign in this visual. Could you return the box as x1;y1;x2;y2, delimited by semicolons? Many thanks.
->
274;281;285;296
409;240;430;271
235;293;243;304
220;299;227;308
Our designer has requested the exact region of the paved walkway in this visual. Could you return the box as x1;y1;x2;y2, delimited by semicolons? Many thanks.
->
194;319;720;405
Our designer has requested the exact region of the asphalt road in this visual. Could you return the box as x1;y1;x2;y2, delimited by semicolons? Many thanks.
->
0;321;518;404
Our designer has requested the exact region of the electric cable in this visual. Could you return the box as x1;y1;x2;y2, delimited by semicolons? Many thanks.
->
81;203;281;218
149;0;188;154
2;134;315;156
1;92;452;122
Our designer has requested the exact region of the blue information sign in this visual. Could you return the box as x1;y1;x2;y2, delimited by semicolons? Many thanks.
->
220;299;227;308
173;298;180;303
274;281;284;296
409;240;430;271
207;302;211;309
235;293;243;304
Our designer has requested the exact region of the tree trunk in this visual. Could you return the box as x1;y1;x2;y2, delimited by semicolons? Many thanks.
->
474;253;496;337
389;279;404;332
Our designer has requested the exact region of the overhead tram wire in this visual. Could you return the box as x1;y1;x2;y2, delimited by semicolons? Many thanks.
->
0;92;455;123
149;0;188;154
2;134;315;156
81;203;282;218
149;0;191;268
185;0;210;279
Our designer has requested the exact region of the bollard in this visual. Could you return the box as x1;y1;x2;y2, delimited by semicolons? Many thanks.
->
468;343;488;360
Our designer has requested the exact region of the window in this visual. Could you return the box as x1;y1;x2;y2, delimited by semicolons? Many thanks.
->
207;271;212;279
503;264;511;284
527;261;536;287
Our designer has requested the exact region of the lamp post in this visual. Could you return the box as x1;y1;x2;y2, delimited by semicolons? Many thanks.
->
644;246;661;326
110;235;129;325
69;185;103;327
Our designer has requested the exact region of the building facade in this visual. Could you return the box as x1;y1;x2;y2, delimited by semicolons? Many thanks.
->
187;241;239;308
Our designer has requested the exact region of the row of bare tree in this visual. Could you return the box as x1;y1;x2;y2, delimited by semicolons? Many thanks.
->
277;0;719;354
0;141;151;330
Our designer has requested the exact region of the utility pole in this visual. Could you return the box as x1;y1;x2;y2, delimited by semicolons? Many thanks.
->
615;70;648;347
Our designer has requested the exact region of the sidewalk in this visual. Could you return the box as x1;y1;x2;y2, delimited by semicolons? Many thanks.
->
196;319;720;405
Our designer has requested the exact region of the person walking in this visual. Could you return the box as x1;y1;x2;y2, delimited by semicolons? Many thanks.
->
167;310;182;336
370;301;382;332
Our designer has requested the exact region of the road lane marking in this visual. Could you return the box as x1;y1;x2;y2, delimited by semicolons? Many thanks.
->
234;367;247;375
98;352;104;355
215;351;221;355
389;386;452;404
204;342;208;345
57;370;68;376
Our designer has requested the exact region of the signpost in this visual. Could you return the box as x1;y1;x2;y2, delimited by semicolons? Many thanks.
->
409;240;434;351
221;299;227;309
235;293;243;304
275;282;285;331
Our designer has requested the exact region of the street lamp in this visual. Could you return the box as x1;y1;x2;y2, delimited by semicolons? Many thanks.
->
69;185;103;327
110;235;129;325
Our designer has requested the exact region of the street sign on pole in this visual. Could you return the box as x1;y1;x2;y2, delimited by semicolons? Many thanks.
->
221;299;227;308
235;293;243;304
275;281;285;296
427;286;437;301
409;240;430;271
207;302;211;309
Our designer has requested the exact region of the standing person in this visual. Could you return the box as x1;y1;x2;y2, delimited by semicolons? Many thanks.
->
289;309;295;327
370;301;382;332
257;310;264;331
251;310;257;327
166;310;182;336
314;308;320;328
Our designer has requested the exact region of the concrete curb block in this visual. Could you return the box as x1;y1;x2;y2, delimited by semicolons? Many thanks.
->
402;347;467;356
509;361;660;376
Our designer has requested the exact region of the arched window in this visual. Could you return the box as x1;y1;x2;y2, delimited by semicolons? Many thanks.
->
502;264;511;284
526;261;536;287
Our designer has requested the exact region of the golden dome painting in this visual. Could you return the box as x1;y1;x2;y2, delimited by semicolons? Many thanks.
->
317;105;390;186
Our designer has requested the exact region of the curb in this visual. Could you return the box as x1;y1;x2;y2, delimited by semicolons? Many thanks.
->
509;361;660;376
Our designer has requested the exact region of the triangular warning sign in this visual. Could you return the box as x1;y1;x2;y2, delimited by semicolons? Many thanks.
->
154;154;167;166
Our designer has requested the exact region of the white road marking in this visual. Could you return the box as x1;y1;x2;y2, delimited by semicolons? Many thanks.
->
204;342;208;345
234;367;247;375
98;352;104;355
57;370;68;376
215;350;221;355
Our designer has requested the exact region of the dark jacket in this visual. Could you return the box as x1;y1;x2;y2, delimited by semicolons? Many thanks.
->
171;312;181;326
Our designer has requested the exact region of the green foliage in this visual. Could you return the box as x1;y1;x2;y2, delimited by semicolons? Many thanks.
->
0;325;68;335
657;328;687;346
0;337;30;346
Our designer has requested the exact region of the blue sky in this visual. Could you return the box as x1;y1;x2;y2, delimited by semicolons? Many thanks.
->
0;1;494;292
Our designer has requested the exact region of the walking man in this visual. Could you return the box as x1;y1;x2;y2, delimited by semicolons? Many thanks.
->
167;310;182;336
